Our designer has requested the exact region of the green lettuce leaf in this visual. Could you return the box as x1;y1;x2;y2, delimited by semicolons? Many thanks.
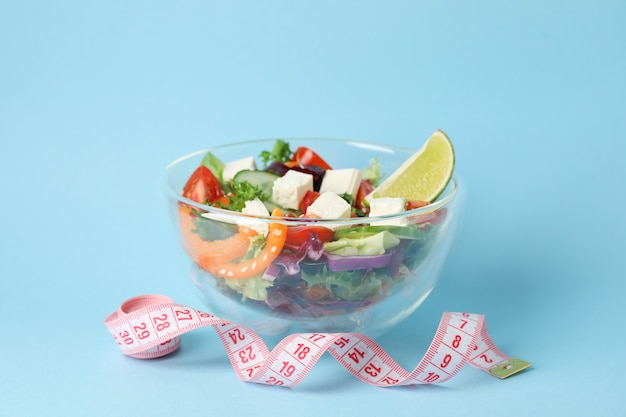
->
201;152;225;181
301;267;392;302
223;275;273;301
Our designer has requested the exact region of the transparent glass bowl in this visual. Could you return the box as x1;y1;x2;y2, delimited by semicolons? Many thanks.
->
163;138;463;337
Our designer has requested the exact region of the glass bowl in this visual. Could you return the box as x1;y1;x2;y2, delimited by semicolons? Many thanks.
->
163;138;463;337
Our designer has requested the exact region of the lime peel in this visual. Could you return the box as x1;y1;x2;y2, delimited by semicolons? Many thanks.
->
365;130;455;203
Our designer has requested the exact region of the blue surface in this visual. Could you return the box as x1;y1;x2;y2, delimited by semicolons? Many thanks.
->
2;1;625;416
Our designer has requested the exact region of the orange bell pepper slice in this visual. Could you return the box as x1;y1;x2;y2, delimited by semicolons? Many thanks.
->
208;208;288;279
178;205;255;266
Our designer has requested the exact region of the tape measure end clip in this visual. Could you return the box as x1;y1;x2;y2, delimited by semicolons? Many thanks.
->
489;358;531;379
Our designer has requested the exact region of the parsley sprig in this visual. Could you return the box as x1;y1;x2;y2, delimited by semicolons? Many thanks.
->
260;139;293;167
218;181;269;212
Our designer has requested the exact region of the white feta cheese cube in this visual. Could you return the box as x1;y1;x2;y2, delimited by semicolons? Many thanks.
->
306;191;352;229
222;156;257;182
368;197;408;226
239;197;271;235
319;168;363;200
271;170;313;210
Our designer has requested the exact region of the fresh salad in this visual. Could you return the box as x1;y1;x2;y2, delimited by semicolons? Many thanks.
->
178;139;449;320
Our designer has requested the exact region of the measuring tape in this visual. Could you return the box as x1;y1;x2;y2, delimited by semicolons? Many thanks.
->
104;294;530;387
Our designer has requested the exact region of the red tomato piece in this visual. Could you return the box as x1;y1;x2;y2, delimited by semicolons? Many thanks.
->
354;179;374;212
291;146;332;170
406;200;430;210
299;190;320;213
286;225;334;246
182;165;224;204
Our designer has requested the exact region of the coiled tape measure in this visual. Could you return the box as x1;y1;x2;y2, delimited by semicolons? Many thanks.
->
104;294;530;387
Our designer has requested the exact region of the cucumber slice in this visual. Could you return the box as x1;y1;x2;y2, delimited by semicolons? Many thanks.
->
261;200;299;216
232;170;280;197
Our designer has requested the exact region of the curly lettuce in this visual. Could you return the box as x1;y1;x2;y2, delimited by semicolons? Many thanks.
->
301;267;392;302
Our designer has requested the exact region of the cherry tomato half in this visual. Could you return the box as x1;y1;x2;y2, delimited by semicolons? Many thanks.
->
299;190;320;213
182;165;225;204
354;179;374;212
291;146;332;170
285;225;334;246
406;200;429;210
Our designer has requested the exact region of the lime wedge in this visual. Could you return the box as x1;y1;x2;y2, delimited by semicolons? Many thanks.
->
366;130;454;203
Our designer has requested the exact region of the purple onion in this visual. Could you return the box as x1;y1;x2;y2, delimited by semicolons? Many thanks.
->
323;252;393;271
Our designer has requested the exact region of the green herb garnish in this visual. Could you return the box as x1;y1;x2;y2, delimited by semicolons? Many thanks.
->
224;181;270;212
260;139;293;167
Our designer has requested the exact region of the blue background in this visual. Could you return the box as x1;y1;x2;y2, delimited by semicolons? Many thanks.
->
2;1;625;416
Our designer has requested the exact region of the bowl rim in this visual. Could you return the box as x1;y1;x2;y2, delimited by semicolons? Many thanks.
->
163;137;460;225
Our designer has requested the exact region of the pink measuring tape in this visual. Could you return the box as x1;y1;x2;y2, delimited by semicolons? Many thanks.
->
104;294;530;387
